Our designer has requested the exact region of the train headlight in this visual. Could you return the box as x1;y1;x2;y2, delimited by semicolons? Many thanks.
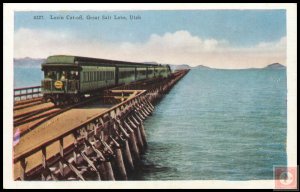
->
54;80;63;89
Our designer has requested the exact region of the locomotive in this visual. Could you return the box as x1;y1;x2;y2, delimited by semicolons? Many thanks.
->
41;55;171;105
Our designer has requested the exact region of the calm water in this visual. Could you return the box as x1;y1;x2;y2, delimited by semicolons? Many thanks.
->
14;67;43;88
137;69;287;180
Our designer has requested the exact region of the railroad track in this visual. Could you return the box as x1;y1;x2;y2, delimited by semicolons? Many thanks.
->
13;77;175;141
14;98;44;111
14;105;56;120
13;95;106;138
14;106;59;127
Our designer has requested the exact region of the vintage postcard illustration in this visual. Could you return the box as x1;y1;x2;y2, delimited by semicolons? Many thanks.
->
3;3;297;189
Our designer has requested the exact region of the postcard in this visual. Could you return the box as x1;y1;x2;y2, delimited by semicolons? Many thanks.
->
3;3;297;189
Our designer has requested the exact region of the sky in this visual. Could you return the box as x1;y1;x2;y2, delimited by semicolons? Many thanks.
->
14;10;286;69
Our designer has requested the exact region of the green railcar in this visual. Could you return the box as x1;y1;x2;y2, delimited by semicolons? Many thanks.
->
41;55;171;105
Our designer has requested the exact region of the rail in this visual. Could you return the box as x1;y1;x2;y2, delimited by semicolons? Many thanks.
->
14;86;42;102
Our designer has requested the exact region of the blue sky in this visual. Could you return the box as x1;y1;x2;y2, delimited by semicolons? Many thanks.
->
14;10;286;68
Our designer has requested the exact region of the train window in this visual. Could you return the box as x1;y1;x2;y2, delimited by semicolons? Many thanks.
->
70;71;78;80
107;71;111;80
106;71;109;80
45;70;56;79
140;69;146;76
60;71;66;81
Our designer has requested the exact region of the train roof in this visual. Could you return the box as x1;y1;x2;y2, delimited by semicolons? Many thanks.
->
42;55;165;68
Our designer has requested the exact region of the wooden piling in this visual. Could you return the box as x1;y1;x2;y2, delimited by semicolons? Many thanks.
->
98;162;107;180
104;161;115;181
122;140;134;171
114;147;127;180
139;123;147;147
134;123;144;152
126;124;140;163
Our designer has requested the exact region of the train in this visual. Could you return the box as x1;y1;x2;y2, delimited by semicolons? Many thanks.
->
41;55;172;105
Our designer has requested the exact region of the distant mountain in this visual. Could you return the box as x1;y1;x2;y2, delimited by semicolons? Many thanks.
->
264;63;286;69
169;64;191;71
192;65;212;69
14;57;45;67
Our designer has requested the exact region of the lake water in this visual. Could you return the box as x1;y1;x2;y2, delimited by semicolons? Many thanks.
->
137;69;287;180
14;67;287;180
14;67;43;88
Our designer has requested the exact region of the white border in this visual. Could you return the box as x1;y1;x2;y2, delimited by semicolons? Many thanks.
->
3;3;297;189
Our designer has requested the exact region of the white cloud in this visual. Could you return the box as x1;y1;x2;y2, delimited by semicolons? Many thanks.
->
14;28;286;69
257;36;286;50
